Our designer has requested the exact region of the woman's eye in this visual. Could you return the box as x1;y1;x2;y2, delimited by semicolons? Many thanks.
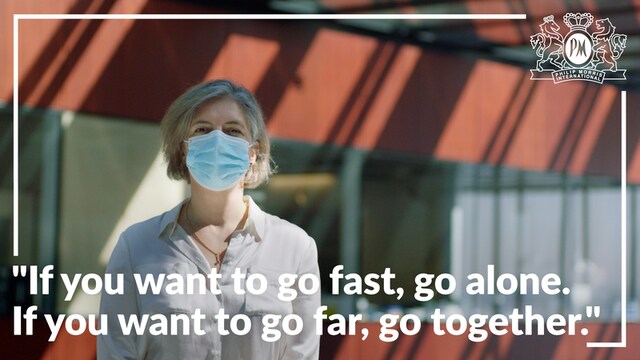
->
227;128;243;136
194;127;209;134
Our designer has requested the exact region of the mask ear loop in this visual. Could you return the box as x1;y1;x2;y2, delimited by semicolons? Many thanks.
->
180;139;190;182
181;139;190;160
244;141;259;187
248;141;258;166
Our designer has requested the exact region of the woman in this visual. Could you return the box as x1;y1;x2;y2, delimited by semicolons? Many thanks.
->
98;80;320;359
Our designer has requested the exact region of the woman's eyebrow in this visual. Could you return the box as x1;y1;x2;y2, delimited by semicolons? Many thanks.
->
192;119;211;126
190;119;247;128
225;120;247;128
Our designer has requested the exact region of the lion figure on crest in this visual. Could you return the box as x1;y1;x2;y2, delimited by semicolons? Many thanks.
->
592;18;627;71
530;15;564;71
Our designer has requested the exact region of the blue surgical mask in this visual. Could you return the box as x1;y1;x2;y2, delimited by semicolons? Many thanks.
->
185;130;251;191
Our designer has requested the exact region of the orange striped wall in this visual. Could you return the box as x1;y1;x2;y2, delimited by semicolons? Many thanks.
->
2;0;639;182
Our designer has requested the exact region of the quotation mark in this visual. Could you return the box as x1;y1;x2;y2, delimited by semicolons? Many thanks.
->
13;265;28;277
585;306;600;318
580;305;600;336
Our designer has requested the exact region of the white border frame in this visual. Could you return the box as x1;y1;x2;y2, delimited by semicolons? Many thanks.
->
13;12;627;348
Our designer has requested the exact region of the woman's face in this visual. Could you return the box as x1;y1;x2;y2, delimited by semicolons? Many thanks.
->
183;97;257;183
188;97;252;143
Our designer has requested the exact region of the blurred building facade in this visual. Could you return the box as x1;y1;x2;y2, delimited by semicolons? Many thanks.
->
2;0;640;359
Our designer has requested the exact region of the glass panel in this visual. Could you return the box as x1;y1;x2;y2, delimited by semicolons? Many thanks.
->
257;140;629;321
248;140;342;303
1;107;60;314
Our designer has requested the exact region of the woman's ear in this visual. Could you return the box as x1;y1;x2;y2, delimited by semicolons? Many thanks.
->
180;142;191;182
249;143;258;166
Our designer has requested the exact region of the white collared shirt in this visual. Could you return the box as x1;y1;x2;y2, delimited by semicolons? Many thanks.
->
98;196;320;359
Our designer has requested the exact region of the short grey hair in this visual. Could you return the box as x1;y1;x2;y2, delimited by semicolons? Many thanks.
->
160;80;272;188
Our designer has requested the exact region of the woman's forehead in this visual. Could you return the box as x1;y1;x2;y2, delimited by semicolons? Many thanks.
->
192;97;248;127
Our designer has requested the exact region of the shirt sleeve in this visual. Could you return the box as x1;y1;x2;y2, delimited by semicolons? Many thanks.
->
285;236;321;360
97;234;140;360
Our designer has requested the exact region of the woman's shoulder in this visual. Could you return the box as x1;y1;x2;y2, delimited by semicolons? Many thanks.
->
254;211;318;271
248;197;313;248
106;203;186;271
263;212;309;237
259;211;315;250
119;202;184;244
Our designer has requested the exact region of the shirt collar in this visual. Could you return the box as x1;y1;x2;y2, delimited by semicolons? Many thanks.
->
158;195;266;241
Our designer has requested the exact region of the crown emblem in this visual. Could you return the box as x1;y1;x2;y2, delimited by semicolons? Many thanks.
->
563;13;594;30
